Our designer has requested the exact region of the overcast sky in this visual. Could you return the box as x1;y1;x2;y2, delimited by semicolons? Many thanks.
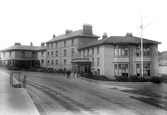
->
0;0;166;51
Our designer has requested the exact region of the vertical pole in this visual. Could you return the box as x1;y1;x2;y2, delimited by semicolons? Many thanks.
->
10;73;12;86
141;15;144;77
18;72;21;83
10;73;13;86
76;64;78;78
23;75;27;88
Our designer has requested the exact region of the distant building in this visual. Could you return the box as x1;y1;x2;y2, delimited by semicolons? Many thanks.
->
37;46;47;67
0;43;46;68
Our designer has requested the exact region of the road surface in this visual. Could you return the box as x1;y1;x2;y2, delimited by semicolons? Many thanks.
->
6;71;167;115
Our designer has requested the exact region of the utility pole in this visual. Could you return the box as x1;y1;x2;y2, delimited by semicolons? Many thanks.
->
140;15;144;76
139;14;158;77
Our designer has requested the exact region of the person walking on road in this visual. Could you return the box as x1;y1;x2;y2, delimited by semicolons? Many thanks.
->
66;70;71;78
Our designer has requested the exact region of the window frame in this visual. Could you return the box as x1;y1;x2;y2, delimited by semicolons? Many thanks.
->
97;47;99;55
56;60;58;65
47;51;50;57
87;49;89;56
3;52;5;57
72;39;74;46
64;41;66;47
64;49;66;56
114;45;128;57
114;63;129;77
71;48;74;56
97;58;100;67
32;52;35;57
92;58;94;67
64;59;66;65
51;51;53;57
9;51;11;57
41;51;44;57
22;51;25;57
55;50;58;57
92;48;94;55
83;50;85;57
51;60;54;65
41;59;44;63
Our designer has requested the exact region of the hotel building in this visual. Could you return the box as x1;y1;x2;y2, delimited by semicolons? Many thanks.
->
0;24;161;79
78;33;160;78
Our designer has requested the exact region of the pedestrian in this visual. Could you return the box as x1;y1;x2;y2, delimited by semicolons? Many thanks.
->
74;72;76;79
66;70;71;78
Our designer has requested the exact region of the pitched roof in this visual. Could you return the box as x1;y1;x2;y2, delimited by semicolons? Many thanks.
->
36;46;47;51
46;29;99;43
79;35;161;49
0;45;46;51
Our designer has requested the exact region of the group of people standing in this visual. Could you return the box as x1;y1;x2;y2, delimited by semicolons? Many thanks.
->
66;70;78;79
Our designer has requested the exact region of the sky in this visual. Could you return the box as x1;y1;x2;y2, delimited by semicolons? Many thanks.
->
0;0;167;51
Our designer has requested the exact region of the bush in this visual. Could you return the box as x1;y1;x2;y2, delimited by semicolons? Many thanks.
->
115;76;129;82
137;77;150;82
129;75;149;82
28;67;37;72
129;75;138;82
80;71;85;77
96;75;112;81
80;73;112;81
150;77;162;84
56;69;65;74
36;67;55;73
35;67;46;72
47;68;55;73
84;73;96;79
160;74;167;82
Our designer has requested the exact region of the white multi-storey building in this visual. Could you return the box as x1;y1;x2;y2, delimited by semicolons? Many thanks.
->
45;24;99;71
0;25;161;79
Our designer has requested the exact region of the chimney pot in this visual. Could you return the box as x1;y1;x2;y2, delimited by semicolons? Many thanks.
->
41;42;45;46
30;42;33;46
53;34;56;38
102;33;108;39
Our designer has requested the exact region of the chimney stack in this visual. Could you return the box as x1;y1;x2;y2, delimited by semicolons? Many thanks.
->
83;24;93;35
14;42;21;46
53;34;56;38
102;33;108;39
30;42;33;46
41;42;45;46
125;32;133;37
65;30;73;35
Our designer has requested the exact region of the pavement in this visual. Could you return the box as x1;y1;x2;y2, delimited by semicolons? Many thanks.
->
0;71;40;115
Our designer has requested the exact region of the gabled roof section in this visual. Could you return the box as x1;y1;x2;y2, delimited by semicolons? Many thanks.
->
46;29;99;43
0;45;46;51
79;35;161;49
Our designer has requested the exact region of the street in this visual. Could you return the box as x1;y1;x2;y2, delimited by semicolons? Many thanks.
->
5;71;167;115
